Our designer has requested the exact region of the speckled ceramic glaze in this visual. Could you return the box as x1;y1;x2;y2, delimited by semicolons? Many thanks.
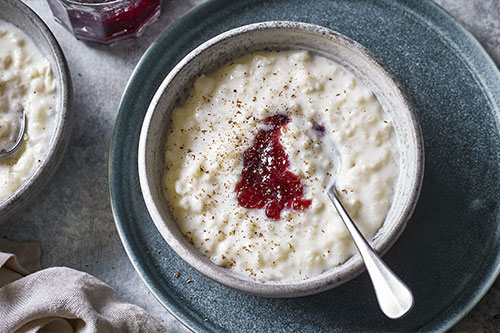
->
138;21;424;297
110;0;500;331
0;0;72;223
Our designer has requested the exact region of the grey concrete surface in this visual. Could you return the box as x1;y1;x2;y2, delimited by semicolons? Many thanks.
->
0;0;498;331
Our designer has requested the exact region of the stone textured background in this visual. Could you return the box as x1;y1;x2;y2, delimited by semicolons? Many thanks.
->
0;0;498;331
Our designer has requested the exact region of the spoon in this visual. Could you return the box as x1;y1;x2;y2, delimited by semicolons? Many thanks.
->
321;125;414;319
0;109;26;159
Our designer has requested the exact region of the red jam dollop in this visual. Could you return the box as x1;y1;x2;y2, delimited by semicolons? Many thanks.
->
236;114;312;219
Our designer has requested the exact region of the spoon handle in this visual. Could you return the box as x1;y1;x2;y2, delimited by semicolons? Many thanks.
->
327;187;414;319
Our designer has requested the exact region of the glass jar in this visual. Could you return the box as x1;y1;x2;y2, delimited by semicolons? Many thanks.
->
47;0;161;44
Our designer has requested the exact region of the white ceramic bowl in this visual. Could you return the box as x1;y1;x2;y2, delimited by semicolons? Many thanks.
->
139;21;424;297
0;0;72;223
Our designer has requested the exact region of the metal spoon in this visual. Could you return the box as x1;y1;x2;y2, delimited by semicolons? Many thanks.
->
0;109;26;159
322;126;413;319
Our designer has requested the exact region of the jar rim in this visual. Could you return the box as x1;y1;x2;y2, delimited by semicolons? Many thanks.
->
60;0;124;7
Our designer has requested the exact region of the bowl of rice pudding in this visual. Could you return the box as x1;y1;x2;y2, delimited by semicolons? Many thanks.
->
139;21;423;297
0;0;72;223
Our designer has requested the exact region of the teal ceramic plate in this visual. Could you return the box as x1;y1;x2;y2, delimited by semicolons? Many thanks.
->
110;0;500;331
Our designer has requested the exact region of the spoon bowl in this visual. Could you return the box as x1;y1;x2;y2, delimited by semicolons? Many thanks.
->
0;110;26;159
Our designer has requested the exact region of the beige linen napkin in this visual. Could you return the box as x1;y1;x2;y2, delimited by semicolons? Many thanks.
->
0;240;167;333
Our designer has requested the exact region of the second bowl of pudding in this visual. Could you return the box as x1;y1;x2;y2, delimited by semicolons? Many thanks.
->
0;0;72;223
138;21;424;297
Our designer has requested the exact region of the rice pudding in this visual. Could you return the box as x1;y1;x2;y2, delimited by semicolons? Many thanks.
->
0;21;57;201
163;51;399;281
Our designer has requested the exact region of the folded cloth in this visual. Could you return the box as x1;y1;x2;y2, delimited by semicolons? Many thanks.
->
0;240;167;333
